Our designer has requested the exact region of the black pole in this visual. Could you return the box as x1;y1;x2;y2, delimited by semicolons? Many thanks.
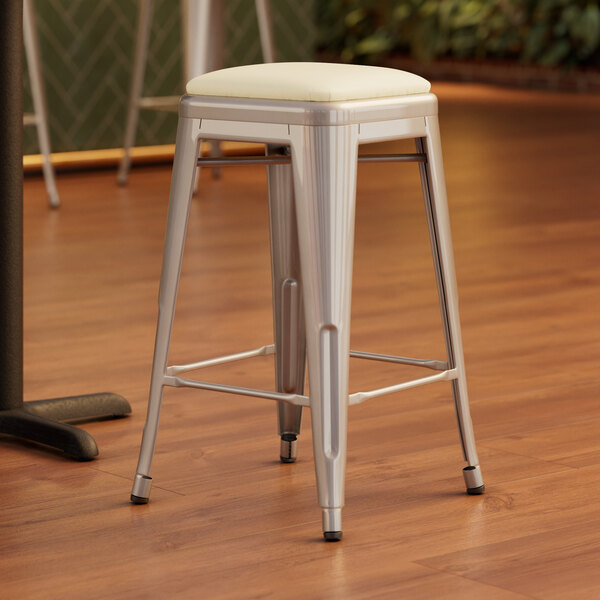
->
0;2;131;459
0;0;24;410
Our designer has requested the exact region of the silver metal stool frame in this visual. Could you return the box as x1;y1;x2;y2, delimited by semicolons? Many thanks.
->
131;92;485;540
117;0;275;185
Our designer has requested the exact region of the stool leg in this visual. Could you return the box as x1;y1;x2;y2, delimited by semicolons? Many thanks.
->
255;0;276;62
417;119;484;495
183;0;221;185
23;0;59;208
291;125;359;540
131;116;200;504
205;0;223;180
266;146;306;463
118;0;154;186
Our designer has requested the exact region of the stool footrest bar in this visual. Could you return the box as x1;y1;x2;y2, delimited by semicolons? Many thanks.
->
163;346;454;407
162;369;457;408
163;375;310;407
349;369;458;406
167;344;446;376
350;350;447;371
138;95;180;111
167;344;275;376
196;153;426;167
23;113;38;126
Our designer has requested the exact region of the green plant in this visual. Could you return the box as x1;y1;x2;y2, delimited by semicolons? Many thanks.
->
316;0;600;67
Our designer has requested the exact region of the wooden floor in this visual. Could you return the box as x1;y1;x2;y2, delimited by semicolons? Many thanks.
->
4;83;600;599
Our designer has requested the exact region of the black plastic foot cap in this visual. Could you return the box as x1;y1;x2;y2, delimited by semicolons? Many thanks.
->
467;484;485;495
324;531;342;542
280;433;297;463
130;494;149;504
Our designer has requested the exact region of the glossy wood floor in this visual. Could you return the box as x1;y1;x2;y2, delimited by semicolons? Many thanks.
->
4;83;600;599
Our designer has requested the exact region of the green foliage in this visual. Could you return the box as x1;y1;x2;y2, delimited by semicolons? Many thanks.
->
316;0;600;67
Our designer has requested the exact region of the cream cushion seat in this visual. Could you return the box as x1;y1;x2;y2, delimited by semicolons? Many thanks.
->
186;62;431;102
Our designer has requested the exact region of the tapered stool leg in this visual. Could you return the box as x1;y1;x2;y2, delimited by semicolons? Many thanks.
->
291;125;359;540
417;119;484;494
255;0;276;62
118;0;154;186
23;0;59;208
266;146;306;463
131;117;200;503
184;0;221;184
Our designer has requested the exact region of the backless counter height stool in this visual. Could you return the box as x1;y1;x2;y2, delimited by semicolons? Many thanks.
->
130;62;485;541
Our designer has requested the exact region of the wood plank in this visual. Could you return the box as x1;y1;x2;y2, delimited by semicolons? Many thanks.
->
418;515;600;600
482;417;600;468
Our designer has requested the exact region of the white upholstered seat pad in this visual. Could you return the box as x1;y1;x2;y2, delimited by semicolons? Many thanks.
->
186;62;431;102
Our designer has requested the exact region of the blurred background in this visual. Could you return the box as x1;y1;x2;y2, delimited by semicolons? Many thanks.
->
23;0;315;156
24;0;600;158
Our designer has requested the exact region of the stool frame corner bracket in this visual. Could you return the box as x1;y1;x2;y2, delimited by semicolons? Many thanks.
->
130;90;485;540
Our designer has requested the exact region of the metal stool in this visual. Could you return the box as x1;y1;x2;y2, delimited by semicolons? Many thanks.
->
23;0;59;208
130;62;485;541
117;0;275;184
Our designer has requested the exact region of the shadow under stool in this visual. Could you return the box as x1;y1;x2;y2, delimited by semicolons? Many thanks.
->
130;62;485;541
